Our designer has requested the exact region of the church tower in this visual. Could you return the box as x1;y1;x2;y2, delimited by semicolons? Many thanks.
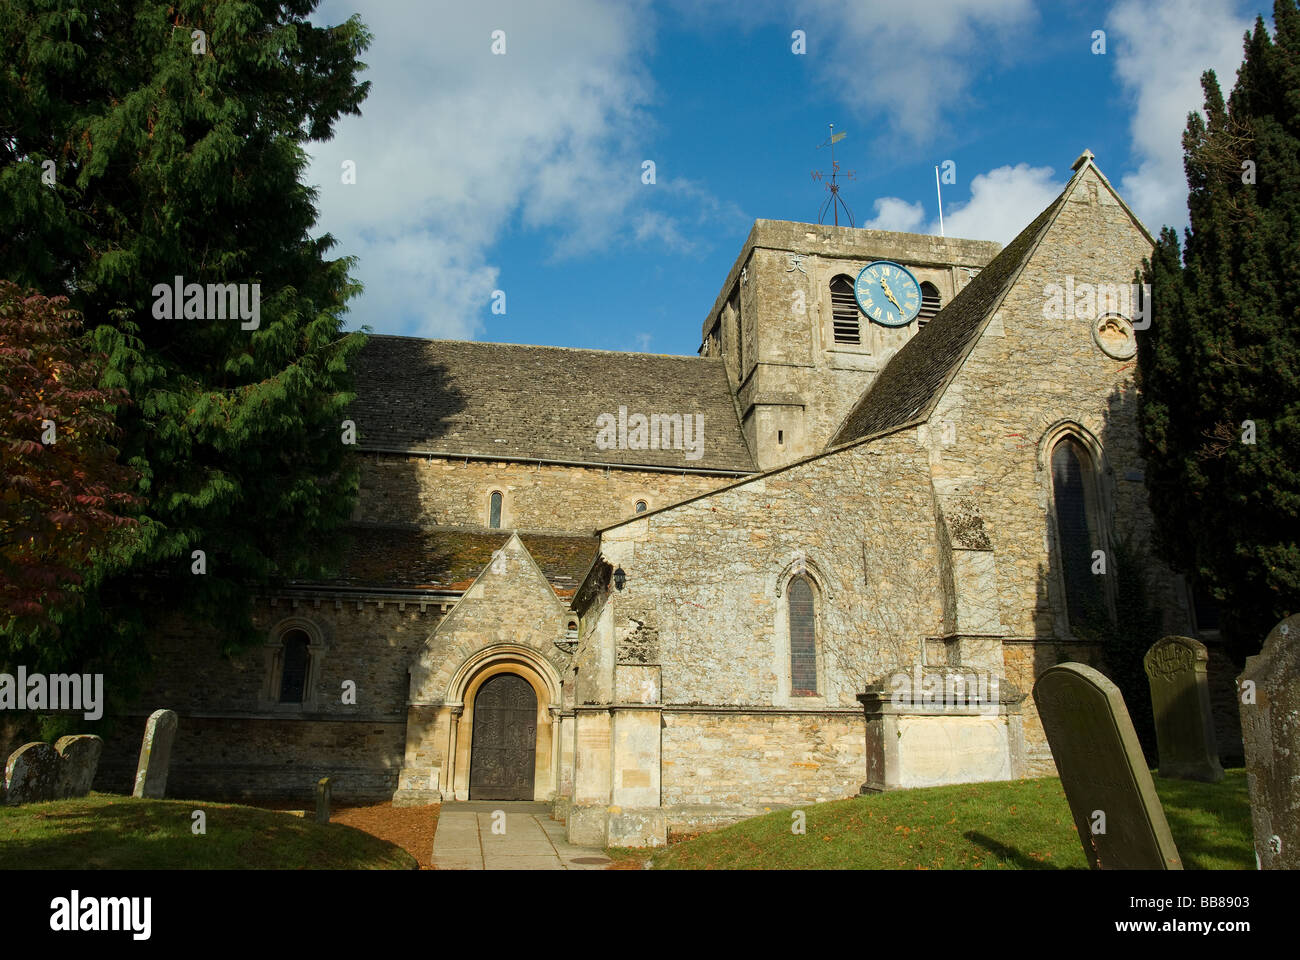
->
699;221;1002;469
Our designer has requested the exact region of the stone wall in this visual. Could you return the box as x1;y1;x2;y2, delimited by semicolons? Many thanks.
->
660;709;864;812
356;454;739;532
586;428;945;711
921;163;1196;759
95;595;446;800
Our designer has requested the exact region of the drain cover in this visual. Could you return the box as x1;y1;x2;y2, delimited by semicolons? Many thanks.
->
571;857;612;864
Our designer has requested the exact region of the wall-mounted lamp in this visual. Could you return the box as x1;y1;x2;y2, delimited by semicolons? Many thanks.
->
613;566;626;591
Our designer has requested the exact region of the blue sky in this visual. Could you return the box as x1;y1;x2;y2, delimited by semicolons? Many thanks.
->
306;0;1264;356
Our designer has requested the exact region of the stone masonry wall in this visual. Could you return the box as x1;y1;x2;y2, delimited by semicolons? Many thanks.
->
589;429;944;710
661;710;864;810
922;164;1199;760
356;454;739;532
95;596;445;800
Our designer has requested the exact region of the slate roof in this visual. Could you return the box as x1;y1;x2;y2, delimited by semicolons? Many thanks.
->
349;336;755;473
302;524;599;599
829;183;1071;446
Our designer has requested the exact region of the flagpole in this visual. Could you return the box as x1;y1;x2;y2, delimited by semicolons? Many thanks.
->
935;165;945;237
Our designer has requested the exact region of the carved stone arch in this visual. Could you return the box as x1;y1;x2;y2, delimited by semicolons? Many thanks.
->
261;614;329;710
446;643;562;707
773;552;833;602
1037;419;1109;476
437;643;563;802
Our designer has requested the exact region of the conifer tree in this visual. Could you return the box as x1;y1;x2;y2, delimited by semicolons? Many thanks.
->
1139;1;1300;662
0;1;372;696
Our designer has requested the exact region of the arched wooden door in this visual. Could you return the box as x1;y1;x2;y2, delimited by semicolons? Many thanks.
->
469;674;537;800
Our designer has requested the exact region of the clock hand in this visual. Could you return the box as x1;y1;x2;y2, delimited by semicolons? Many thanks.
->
879;278;903;313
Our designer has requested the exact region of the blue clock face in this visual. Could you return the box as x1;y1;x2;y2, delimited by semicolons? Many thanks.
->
855;261;922;327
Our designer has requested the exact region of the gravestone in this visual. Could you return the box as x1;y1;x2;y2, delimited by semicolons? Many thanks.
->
132;709;179;799
4;742;61;805
54;735;104;799
316;777;332;824
1238;614;1300;869
1144;636;1224;782
1033;663;1182;869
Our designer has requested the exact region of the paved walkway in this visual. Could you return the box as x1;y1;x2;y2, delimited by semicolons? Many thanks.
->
431;801;611;870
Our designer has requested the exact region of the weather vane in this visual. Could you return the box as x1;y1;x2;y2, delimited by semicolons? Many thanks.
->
811;123;855;227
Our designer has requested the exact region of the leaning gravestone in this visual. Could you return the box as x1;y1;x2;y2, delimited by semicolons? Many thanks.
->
4;742;62;805
54;735;104;799
1034;663;1182;869
316;777;332;824
132;709;179;799
1144;636;1224;782
1238;614;1300;869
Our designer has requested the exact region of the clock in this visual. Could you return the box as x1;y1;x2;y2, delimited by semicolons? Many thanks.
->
855;261;922;327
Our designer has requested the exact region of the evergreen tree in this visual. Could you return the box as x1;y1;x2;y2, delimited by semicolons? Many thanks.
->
1139;1;1300;663
0;1;372;701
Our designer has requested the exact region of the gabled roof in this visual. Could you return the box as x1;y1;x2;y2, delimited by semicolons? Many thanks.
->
301;523;599;599
828;168;1080;446
348;335;756;473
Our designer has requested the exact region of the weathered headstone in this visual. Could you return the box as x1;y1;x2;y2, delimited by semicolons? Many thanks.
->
315;777;332;824
132;709;179;799
54;735;104;799
4;742;62;805
1238;614;1300;869
1144;636;1224;782
1033;663;1182;869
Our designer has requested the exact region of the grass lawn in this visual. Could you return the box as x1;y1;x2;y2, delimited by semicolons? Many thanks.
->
0;793;418;870
614;769;1252;870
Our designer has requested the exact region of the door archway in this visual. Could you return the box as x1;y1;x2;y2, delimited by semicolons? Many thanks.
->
469;673;538;800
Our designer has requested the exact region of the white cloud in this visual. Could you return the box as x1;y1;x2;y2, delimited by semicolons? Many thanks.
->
862;197;926;233
306;0;711;339
936;163;1062;244
1107;0;1252;234
797;0;1037;143
865;163;1062;246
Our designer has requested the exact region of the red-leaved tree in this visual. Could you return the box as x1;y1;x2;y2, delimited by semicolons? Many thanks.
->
0;281;141;633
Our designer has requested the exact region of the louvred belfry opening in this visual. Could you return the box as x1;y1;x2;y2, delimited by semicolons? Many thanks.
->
830;275;861;344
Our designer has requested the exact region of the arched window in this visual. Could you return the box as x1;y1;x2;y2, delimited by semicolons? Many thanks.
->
918;282;942;324
1051;438;1107;632
489;491;503;528
788;575;818;696
278;629;311;703
829;275;861;345
635;500;648;514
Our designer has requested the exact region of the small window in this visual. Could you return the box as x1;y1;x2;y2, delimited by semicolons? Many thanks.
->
788;575;818;696
635;500;647;514
565;618;579;640
918;282;942;324
830;275;860;345
489;491;503;528
279;630;311;703
778;430;784;445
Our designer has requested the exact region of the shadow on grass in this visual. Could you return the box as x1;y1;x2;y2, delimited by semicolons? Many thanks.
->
963;831;1062;870
0;794;415;870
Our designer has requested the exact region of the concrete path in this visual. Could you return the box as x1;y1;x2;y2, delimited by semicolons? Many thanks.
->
431;801;612;870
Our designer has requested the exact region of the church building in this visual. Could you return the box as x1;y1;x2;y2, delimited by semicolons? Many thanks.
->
98;151;1238;847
